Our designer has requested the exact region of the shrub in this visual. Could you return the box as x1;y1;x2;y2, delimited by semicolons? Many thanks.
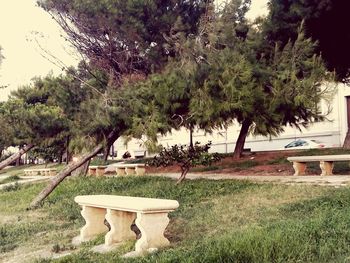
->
148;142;221;184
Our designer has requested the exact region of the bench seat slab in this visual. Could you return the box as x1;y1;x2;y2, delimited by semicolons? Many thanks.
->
135;212;170;253
292;162;307;176
105;209;136;246
320;161;334;176
80;206;108;242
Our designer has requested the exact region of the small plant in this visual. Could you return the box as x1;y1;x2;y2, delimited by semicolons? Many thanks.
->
148;142;221;184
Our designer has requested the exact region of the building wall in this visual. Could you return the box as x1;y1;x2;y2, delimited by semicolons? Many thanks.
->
114;83;350;157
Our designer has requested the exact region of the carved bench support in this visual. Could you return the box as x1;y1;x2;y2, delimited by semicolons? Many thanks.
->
292;162;307;176
96;168;106;176
79;206;108;242
135;212;170;253
88;168;97;176
125;167;136;175
105;209;136;246
116;167;126;176
135;167;146;176
320;161;334;176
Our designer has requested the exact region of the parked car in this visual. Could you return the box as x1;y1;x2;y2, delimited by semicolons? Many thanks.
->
283;139;336;150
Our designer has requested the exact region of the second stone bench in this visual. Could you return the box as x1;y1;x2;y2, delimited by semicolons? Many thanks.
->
115;163;146;176
23;168;57;176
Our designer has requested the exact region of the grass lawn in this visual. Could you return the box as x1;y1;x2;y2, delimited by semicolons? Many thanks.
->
1;173;350;263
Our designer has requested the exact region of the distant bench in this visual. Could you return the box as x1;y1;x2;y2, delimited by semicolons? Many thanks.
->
73;195;179;255
115;163;146;176
23;168;57;176
287;154;350;176
88;166;107;176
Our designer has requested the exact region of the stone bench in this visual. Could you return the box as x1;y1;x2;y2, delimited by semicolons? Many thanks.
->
287;154;350;176
73;195;179;255
88;165;107;176
23;168;57;176
115;163;146;176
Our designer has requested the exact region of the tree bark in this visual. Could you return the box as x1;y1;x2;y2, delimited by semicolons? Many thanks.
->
29;129;121;209
72;158;90;177
103;145;111;162
176;167;189;184
233;119;252;159
0;144;34;171
189;126;194;149
65;136;70;165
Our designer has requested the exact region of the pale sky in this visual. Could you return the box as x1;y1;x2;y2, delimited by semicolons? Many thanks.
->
0;0;268;101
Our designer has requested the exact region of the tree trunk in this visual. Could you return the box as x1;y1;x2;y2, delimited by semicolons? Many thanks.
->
233;119;252;159
176;167;189;184
72;158;90;177
0;144;34;171
65;136;70;165
29;129;121;209
103;145;110;162
189;127;193;149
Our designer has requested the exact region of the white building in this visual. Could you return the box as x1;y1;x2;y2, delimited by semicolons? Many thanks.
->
114;83;350;158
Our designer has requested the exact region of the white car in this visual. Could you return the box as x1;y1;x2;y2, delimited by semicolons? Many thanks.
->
283;139;336;150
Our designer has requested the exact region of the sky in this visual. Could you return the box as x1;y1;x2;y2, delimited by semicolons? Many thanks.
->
0;0;268;101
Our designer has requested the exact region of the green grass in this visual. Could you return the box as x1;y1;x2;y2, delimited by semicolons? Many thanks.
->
0;175;21;185
1;175;350;262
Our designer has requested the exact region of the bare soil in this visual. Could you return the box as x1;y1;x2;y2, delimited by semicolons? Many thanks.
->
147;151;297;176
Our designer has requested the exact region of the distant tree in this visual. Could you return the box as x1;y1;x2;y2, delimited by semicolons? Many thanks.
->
264;0;350;83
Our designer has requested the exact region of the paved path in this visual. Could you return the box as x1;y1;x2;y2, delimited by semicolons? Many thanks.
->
154;173;350;187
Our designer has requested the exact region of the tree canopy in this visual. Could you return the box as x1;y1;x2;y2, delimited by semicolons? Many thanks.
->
264;0;350;82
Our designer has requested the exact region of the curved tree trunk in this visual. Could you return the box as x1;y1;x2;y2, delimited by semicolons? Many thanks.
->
176;167;189;184
233;119;252;159
103;145;111;162
0;144;34;171
30;129;121;209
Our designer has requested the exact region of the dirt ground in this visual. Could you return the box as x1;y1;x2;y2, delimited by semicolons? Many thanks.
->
147;151;297;176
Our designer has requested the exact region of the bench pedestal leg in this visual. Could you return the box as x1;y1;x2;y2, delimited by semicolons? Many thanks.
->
135;167;146;176
74;206;108;244
88;169;96;176
105;209;136;246
96;168;105;176
116;168;126;176
320;161;334;176
135;212;170;253
292;162;307;176
125;167;136;175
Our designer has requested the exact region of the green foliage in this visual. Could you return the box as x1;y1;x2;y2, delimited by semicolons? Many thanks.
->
39;0;208;83
0;175;21;185
265;0;350;82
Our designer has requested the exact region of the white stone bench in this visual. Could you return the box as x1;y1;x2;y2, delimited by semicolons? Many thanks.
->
88;165;107;176
115;163;146;176
73;195;179;255
287;154;350;176
23;168;57;176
